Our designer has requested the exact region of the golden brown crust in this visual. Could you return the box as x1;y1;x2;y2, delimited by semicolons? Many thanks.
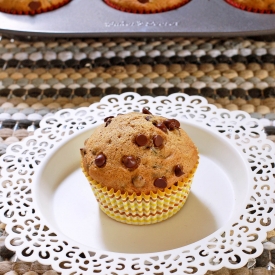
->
81;112;199;195
104;0;190;14
0;0;71;15
226;0;275;13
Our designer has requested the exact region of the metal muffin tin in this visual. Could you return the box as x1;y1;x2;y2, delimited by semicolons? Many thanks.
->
1;0;275;37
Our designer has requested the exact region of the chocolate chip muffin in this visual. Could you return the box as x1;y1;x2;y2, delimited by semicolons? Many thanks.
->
0;0;71;15
226;0;275;13
81;109;199;225
103;0;191;14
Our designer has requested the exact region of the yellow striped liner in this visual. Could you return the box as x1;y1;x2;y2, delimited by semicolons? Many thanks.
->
82;162;198;225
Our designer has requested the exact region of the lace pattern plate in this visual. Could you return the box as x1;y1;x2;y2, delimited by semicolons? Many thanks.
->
0;92;275;275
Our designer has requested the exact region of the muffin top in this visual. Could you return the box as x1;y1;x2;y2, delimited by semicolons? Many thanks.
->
227;0;275;11
0;0;71;15
81;109;198;195
104;0;190;14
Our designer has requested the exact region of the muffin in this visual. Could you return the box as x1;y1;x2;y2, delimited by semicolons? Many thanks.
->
0;0;71;15
81;109;199;225
225;0;275;13
103;0;191;14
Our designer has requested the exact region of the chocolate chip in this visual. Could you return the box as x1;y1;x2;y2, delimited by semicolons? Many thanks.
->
95;153;106;168
132;175;146;188
174;164;184;177
164;119;180;131
104;116;114;122
138;0;149;3
153;122;167;133
28;1;41;10
122;156;139;169
135;134;148;146
105;119;112;127
80;148;86;158
142;107;152;115
173;119;180;128
154;177;167;188
145;116;152;121
104;116;114;127
153;135;163;147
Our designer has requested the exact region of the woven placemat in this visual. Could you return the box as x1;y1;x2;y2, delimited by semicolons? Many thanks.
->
0;35;275;275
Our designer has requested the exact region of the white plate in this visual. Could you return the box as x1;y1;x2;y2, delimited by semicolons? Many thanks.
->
0;92;275;275
33;121;249;254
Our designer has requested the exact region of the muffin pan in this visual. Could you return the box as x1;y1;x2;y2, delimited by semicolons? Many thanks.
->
1;0;275;37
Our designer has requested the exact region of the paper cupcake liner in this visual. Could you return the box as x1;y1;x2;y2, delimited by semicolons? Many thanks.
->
0;0;71;15
82;162;198;225
103;0;191;14
225;0;275;14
